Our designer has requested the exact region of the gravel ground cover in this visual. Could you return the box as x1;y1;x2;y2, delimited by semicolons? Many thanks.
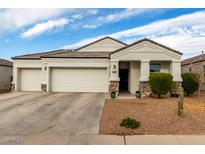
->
100;93;205;135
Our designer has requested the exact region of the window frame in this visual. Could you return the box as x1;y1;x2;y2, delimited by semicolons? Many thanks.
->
150;63;161;73
189;67;192;73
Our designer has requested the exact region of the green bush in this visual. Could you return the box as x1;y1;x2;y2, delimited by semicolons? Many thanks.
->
181;73;199;96
110;91;116;99
149;73;173;98
135;91;141;98
120;117;141;129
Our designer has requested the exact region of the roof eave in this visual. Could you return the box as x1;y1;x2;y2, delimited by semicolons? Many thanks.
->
41;56;110;59
12;57;41;60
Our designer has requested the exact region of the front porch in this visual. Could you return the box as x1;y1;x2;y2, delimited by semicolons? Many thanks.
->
109;60;181;97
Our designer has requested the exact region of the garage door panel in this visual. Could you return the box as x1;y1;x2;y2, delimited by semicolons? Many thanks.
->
21;69;41;91
51;68;108;92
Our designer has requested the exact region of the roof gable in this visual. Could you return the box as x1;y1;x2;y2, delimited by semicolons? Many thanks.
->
76;36;127;52
111;38;182;61
112;38;182;55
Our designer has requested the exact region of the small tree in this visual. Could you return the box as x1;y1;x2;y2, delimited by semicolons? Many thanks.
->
181;73;199;96
178;87;184;117
149;73;173;98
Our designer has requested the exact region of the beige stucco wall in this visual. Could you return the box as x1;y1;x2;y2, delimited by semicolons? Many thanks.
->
150;61;170;73
129;61;140;93
0;65;12;91
13;58;110;91
128;61;170;94
77;38;125;52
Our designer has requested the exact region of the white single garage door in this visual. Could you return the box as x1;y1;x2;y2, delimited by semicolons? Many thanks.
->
51;68;108;92
20;68;41;91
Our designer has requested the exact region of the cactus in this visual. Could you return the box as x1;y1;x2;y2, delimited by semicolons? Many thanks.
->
178;87;184;116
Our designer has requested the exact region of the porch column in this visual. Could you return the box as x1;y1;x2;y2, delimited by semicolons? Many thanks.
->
170;60;182;94
139;59;151;98
170;60;182;82
109;60;120;95
12;67;19;91
139;59;150;81
46;66;51;92
41;62;48;92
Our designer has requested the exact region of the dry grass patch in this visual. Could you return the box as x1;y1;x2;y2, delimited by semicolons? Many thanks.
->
99;93;205;135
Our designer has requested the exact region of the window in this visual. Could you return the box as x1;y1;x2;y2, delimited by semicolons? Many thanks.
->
203;65;205;75
150;64;160;72
189;67;192;72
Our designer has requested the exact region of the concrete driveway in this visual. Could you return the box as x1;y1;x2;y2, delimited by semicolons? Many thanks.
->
0;92;105;138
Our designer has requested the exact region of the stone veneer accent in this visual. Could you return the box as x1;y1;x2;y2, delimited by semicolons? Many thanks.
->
41;84;47;92
139;81;151;98
0;89;11;93
109;81;119;95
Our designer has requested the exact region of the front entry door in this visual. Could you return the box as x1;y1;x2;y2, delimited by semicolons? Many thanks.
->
119;69;128;91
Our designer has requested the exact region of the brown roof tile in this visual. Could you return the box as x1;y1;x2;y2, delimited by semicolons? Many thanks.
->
12;49;73;60
42;51;110;58
0;59;13;67
181;53;205;66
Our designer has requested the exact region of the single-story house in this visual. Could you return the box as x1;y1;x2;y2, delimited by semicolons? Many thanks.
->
0;59;13;93
12;37;182;97
181;53;205;90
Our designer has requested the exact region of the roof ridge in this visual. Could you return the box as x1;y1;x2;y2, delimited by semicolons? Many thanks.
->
12;49;70;59
0;58;13;66
182;53;205;62
39;50;71;57
12;49;73;59
0;58;12;63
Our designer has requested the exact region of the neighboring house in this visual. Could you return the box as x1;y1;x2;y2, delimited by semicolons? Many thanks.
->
0;59;13;93
181;53;205;90
12;37;182;97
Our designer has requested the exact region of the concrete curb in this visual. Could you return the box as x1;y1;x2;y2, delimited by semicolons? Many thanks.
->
2;134;205;145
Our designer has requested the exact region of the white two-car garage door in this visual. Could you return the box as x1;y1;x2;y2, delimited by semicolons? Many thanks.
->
51;68;108;92
20;68;41;91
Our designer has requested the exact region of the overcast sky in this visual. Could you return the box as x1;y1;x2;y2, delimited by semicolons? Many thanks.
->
0;8;205;60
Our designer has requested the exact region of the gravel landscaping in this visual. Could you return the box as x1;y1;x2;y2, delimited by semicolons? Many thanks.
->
100;92;205;135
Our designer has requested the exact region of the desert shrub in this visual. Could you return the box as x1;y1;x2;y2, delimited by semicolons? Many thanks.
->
135;91;141;98
181;73;199;96
149;72;173;98
120;117;141;129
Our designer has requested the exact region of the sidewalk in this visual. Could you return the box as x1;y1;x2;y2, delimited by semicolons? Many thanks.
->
2;134;205;145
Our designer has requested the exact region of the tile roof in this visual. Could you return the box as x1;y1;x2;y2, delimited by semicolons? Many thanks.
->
181;53;205;66
42;51;110;58
0;59;13;67
12;37;182;60
12;49;72;60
